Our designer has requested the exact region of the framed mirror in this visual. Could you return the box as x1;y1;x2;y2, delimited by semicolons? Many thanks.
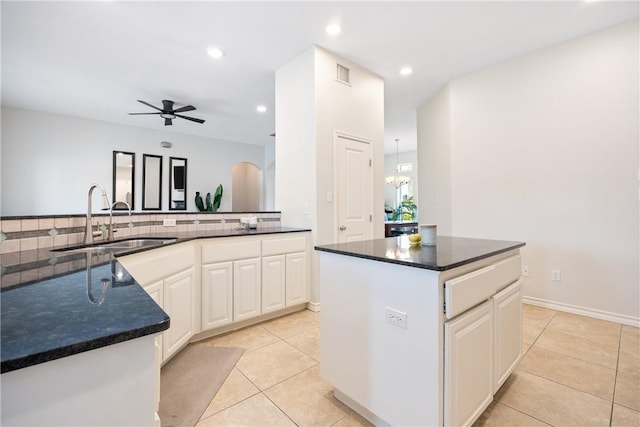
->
112;151;135;210
169;157;187;210
142;154;162;210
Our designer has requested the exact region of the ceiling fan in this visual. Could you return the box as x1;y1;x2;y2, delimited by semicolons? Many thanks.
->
128;99;205;126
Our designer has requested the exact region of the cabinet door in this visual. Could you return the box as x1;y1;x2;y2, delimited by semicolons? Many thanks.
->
444;300;493;427
143;280;164;405
163;268;195;360
285;252;308;306
493;279;523;392
233;258;261;322
202;262;233;330
262;255;286;314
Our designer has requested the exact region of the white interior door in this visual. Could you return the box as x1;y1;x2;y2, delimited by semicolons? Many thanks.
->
336;134;373;243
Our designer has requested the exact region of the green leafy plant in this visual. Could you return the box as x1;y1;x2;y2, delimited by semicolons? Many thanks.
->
196;184;224;212
396;195;417;221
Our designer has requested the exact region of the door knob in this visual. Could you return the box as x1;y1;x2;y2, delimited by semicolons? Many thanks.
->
339;226;347;231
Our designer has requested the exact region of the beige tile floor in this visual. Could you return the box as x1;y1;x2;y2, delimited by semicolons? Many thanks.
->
195;305;639;427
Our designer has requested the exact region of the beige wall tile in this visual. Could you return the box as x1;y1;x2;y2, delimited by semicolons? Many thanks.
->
2;220;21;233
1;239;20;254
37;236;53;249
21;219;38;231
38;217;54;230
20;237;38;251
54;217;70;229
54;234;69;248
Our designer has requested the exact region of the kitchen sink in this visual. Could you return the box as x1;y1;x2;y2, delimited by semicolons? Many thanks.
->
100;239;177;249
54;238;177;254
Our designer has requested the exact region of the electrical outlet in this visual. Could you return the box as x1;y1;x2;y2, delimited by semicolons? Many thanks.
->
385;307;407;328
552;269;561;282
163;218;176;227
522;265;530;277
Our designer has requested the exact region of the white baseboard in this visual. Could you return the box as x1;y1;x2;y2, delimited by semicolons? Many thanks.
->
523;296;640;327
306;301;320;312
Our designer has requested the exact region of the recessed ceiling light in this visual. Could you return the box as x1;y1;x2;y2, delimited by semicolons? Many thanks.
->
256;105;267;113
207;47;225;59
400;67;413;76
326;24;341;36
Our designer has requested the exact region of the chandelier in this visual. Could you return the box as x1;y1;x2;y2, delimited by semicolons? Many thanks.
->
385;139;410;189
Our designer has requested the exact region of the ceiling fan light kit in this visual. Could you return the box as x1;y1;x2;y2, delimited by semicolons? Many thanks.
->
128;99;205;126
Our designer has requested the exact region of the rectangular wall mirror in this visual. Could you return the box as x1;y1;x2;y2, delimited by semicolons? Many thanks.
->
169;157;187;210
112;151;135;210
142;154;162;210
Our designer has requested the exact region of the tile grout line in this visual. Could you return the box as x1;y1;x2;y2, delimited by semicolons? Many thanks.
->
609;324;624;427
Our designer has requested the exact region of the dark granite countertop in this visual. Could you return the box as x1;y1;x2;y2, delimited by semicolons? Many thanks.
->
315;235;525;271
1;227;310;373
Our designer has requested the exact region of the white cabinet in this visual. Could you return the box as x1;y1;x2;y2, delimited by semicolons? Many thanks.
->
286;252;308;306
262;255;286;314
493;279;523;392
261;235;309;311
202;257;262;329
233;258;261;322
163;268;196;360
444;300;494;427
201;262;233;330
262;252;308;312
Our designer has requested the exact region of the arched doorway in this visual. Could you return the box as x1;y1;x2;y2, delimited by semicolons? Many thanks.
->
232;162;263;211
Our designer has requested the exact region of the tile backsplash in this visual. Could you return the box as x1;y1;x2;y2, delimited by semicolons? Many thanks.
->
0;212;281;254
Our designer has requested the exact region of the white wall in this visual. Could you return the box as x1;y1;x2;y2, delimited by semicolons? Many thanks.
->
1;107;267;215
275;45;385;305
314;46;385;245
417;85;453;235
417;21;639;322
275;48;316;230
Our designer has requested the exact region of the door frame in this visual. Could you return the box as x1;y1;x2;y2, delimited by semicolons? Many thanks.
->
333;130;374;243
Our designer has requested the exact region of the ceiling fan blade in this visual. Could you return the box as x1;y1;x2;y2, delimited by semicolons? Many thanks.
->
137;100;163;112
173;105;196;113
128;112;161;115
162;100;174;111
164;118;173;126
175;114;205;124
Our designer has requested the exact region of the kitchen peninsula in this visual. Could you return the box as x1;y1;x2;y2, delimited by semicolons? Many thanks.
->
315;235;525;427
1;226;311;426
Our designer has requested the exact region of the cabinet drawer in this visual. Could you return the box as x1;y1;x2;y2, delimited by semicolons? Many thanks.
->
493;255;521;292
202;239;261;263
262;236;307;256
445;265;497;319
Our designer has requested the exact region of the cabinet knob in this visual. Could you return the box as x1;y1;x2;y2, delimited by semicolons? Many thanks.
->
339;226;347;231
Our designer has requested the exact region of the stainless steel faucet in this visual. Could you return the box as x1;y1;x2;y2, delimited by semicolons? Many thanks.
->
108;201;132;241
84;183;110;244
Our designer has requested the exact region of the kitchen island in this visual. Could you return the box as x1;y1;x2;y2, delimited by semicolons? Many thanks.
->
315;235;525;427
1;226;310;426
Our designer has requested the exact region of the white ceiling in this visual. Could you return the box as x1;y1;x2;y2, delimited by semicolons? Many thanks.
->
2;1;638;154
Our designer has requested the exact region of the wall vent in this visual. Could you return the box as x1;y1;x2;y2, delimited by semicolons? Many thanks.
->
336;63;351;85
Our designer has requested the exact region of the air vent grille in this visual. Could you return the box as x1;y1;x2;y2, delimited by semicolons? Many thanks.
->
336;63;351;85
